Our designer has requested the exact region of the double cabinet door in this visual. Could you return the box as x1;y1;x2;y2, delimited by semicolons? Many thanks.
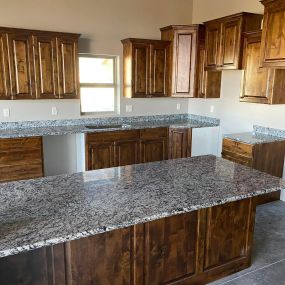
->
122;39;170;98
0;28;79;100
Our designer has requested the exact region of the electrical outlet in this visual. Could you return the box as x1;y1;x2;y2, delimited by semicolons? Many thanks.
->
176;103;181;111
210;105;214;113
126;105;133;113
3;108;10;118
52;107;58;116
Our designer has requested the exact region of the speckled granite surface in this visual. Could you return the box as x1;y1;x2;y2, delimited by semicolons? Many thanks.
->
224;125;285;145
0;114;219;138
0;155;283;258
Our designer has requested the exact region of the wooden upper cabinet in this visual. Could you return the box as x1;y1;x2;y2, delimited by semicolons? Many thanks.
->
260;0;285;67
0;33;10;99
160;25;205;98
241;31;285;104
0;27;80;100
204;13;263;70
57;35;80;99
34;34;59;99
7;31;36;99
121;38;170;98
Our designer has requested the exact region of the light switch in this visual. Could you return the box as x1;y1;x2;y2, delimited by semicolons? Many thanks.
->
3;108;10;118
126;105;133;113
176;103;181;111
52;107;58;116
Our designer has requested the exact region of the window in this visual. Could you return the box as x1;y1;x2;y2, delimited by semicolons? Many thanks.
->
79;55;118;113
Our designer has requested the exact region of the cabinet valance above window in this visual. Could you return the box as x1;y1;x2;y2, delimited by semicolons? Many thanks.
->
0;27;80;100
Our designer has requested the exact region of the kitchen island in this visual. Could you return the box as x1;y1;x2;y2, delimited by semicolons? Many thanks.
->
0;155;283;285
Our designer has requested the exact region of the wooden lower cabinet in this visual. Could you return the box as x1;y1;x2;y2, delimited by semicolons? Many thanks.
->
169;128;192;159
0;198;256;285
0;137;44;182
222;138;285;204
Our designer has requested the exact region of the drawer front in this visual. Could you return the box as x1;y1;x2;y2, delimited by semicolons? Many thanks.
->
0;163;43;182
140;128;168;140
0;137;42;151
86;130;140;143
0;149;43;167
222;151;253;167
222;138;253;158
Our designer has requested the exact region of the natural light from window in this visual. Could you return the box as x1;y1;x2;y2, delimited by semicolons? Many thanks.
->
79;55;117;113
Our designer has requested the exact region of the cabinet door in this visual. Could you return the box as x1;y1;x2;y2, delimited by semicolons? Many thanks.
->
0;33;10;99
34;35;59;99
86;141;115;170
7;32;36;99
132;42;149;97
115;139;140;167
169;128;192;159
143;212;198;285
140;128;168;163
205;22;221;70
261;0;285;67
220;17;242;69
57;36;79;99
149;42;169;97
241;32;270;104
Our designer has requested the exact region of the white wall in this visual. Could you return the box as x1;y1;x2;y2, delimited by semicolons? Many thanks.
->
0;0;193;122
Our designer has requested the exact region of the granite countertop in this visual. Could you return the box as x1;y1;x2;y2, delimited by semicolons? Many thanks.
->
0;155;283;258
224;125;285;145
0;114;219;139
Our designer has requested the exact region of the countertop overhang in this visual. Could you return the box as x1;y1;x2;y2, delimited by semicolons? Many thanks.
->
0;155;283;258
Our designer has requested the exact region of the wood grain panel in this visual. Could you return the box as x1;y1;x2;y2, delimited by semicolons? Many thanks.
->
0;33;10;99
115;139;140;167
222;138;253;158
169;128;192;159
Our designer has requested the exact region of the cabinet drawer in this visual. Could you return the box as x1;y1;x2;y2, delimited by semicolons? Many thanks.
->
222;151;253;167
0;137;42;151
222;138;253;158
0;163;43;182
140;128;168;140
0;149;43;167
86;130;140;143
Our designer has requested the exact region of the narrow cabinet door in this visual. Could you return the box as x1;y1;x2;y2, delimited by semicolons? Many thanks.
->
149;42;169;97
169;128;192;159
132;42;149;97
0;33;10;99
57;36;79;99
205;22;221;70
7;32;36;99
115;139;140;167
34;35;59;99
220;17;242;69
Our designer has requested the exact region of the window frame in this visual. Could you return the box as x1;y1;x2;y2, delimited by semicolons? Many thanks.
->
79;54;119;115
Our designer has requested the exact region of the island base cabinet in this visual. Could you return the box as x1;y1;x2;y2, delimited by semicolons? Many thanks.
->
0;198;256;285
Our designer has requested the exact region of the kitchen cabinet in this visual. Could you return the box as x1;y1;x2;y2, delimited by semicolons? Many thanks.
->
0;198;256;285
121;38;170;98
241;31;285;104
140;128;168;163
160;25;205;98
169;128;192;159
204;13;263;70
0;137;44;182
0;26;80;100
222;138;285;204
197;44;222;98
260;0;285;67
85;130;140;170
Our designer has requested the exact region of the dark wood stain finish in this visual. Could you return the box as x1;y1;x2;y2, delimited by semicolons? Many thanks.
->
169;128;192;159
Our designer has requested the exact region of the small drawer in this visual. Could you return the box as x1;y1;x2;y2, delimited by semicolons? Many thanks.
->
140;128;168;140
86;130;140;143
0;137;42;152
0;163;43;183
222;138;253;158
222;151;253;167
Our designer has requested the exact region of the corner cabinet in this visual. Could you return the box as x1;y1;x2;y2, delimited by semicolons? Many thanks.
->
121;38;171;98
0;27;80;100
160;25;205;98
260;0;285;67
241;31;285;104
204;13;263;70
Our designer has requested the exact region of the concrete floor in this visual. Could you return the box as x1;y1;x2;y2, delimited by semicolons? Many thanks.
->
210;201;285;285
